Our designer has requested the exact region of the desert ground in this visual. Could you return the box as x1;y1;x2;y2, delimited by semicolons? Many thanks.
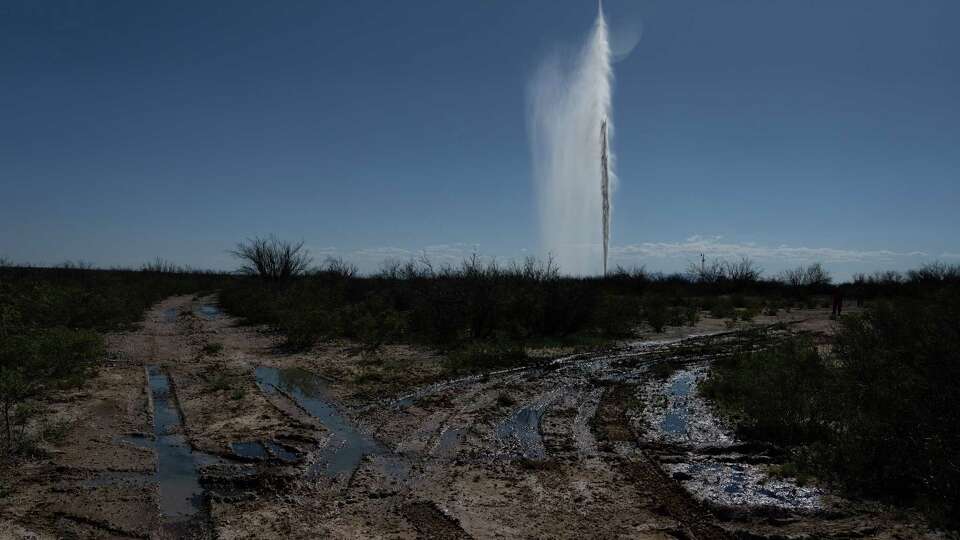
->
0;295;944;539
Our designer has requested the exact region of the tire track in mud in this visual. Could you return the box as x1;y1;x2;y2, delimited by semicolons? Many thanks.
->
142;364;217;539
54;512;151;539
250;365;484;535
594;384;732;540
411;341;733;538
394;370;531;459
494;384;565;460
371;332;748;466
238;328;785;538
538;385;607;463
370;334;754;494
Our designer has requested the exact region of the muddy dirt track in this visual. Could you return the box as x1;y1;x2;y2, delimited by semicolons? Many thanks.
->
0;295;946;539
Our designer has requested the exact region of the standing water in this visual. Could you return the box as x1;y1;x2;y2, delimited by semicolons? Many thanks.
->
254;366;407;483
641;365;821;510
143;365;208;529
196;304;221;320
496;387;563;460
530;4;616;275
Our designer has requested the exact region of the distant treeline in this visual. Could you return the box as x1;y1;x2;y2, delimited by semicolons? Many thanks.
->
215;237;960;354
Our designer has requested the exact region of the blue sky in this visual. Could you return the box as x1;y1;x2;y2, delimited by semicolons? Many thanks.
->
2;1;958;279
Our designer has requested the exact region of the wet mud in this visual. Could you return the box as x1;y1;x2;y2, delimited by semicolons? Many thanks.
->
145;365;208;526
196;304;221;320
254;366;408;484
638;364;821;511
2;297;939;539
495;387;561;460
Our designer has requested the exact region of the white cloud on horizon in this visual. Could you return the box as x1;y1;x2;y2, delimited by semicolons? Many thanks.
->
610;235;928;265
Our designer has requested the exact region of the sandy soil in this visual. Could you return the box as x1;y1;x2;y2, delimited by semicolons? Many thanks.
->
0;296;946;539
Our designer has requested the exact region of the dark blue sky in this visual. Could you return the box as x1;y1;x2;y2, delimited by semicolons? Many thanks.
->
2;1;958;278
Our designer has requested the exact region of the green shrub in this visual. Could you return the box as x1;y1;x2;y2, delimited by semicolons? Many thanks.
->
701;290;960;526
738;305;760;322
709;297;736;319
207;372;233;392
0;328;102;453
701;337;830;446
826;293;960;521
280;308;331;350
666;306;685;327
594;295;641;337
649;360;679;380
643;295;669;333
496;392;516;408
202;342;223;355
340;297;405;352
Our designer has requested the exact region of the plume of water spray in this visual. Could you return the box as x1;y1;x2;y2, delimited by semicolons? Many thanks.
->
600;118;610;275
529;4;615;275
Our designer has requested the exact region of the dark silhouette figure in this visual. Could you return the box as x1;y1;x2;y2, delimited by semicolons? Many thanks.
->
831;289;844;317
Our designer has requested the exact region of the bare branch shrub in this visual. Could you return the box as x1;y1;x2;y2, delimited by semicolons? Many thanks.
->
510;255;560;282
140;258;183;273
231;235;311;284
686;258;725;283
686;257;762;284
57;260;94;270
722;257;763;283
908;261;960;284
777;262;831;287
314;257;355;279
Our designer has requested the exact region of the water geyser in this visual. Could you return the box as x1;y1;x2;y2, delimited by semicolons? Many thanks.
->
529;3;616;275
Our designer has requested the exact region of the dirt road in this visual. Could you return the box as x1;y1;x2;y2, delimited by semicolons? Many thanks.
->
0;296;940;539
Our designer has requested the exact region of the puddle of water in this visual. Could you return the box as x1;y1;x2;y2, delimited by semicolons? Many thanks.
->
495;388;562;460
661;371;695;436
146;365;207;524
667;459;821;510
196;305;221;320
162;308;178;322
264;441;300;463
642;366;732;446
231;441;269;460
639;364;820;510
497;408;545;459
255;366;406;481
230;439;301;463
